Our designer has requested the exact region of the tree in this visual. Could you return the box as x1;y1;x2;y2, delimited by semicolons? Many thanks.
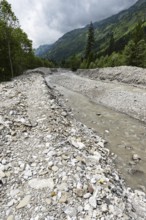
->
123;39;146;67
85;22;95;62
135;39;146;67
123;20;146;67
107;33;115;55
133;20;145;44
0;0;55;82
0;0;19;78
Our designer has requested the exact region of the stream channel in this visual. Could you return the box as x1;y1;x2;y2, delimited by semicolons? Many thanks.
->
46;75;146;190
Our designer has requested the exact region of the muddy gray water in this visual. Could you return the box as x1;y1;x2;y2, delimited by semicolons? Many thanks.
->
46;77;146;190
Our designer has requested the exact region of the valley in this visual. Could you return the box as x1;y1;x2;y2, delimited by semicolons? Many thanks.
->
45;68;146;189
1;68;146;219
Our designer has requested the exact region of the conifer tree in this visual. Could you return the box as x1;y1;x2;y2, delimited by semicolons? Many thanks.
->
108;33;115;55
85;22;95;61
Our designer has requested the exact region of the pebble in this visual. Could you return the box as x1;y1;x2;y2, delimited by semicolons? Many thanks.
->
87;184;94;194
52;166;59;172
23;170;32;179
61;111;67;117
71;139;85;149
78;206;83;212
84;193;91;199
0;164;5;171
75;189;84;197
46;199;51;205
89;196;97;208
59;192;68;203
64;207;77;217
7;215;14;220
16;195;31;209
7;200;15;207
0;170;6;178
101;203;108;213
132;154;141;161
2;159;7;165
84;204;90;211
28;178;54;190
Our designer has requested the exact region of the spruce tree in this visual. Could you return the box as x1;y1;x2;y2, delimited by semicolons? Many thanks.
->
108;33;115;55
85;22;95;61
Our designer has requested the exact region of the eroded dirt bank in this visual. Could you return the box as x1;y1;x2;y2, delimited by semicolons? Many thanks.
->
0;72;146;220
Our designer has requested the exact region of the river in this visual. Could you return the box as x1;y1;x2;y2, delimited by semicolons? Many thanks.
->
46;72;146;190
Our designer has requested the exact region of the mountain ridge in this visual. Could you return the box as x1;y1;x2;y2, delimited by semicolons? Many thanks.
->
36;0;146;62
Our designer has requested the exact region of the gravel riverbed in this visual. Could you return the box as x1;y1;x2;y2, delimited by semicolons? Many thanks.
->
0;72;146;220
48;70;146;123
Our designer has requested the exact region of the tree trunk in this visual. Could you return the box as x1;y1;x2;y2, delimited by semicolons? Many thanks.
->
8;40;14;78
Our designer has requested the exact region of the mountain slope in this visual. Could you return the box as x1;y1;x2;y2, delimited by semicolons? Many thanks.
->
35;44;52;58
44;0;146;62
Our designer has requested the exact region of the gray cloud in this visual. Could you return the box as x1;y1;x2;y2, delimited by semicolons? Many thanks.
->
8;0;137;47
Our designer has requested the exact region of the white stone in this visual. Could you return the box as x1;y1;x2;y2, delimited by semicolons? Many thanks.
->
61;111;67;117
98;142;104;148
101;204;108;213
0;163;5;171
64;207;77;217
16;195;31;209
84;204;90;211
46;199;51;205
7;200;14;207
23;170;32;179
10;189;20;197
7;215;14;220
46;142;50;147
52;166;58;172
28;178;54;190
71;139;85;149
132;154;141;160
19;162;25;170
91;178;96;184
0;115;4;124
89;196;97;208
48;161;53;167
2;159;7;165
59;192;68;203
109;205;115;213
57;182;68;191
78;206;83;212
43;149;49;154
0;170;6;178
84;193;91;199
88;152;101;163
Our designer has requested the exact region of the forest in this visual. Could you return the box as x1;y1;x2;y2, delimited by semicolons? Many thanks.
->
61;21;146;71
0;0;54;82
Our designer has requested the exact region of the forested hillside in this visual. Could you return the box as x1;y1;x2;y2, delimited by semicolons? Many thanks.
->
37;0;146;69
0;0;54;82
35;44;52;58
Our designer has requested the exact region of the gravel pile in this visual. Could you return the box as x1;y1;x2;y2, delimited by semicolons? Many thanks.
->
0;73;146;220
77;66;146;87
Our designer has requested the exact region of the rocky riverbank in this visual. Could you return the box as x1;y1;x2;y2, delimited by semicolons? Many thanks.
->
77;66;146;87
0;73;146;220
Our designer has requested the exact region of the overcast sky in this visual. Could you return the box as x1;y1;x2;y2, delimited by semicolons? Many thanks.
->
8;0;137;48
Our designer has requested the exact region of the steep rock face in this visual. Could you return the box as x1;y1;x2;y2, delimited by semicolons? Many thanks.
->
0;71;146;219
40;0;146;61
